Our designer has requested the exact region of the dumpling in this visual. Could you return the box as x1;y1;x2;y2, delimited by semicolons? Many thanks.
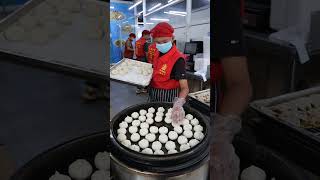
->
145;133;156;142
156;112;164;117
183;130;193;138
68;159;92;180
191;118;199;126
194;132;204;140
49;171;71;180
124;116;133;123
146;118;154;124
151;141;162;151
168;149;178;154
131;112;139;119
139;128;149;136
149;126;159;134
168;131;178;140
159;126;168;134
121;140;131;147
164;117;172;124
189;139;200;147
139;109;147;116
165;141;176;150
128;126;138;133
130;133;140;142
130;144;140;152
117;134;126;142
183;124;193;131
174;126;183;134
139;116;147;122
155;116;163;122
91;170;109;180
159;134;168;144
132;120;141;127
180;144;190;152
146;113;154;118
119;121;128;129
117;128;126;134
142;148;153;154
94;151;110;170
194;125;204;132
177;136;188;145
157;107;165;112
154;149;165;155
140;122;149;129
138;139;149;149
148;107;155;113
185;114;193;120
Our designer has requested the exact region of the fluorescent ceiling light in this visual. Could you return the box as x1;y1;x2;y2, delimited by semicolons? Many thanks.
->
128;0;142;10
169;11;187;14
164;11;186;16
110;6;114;9
138;22;155;25
150;18;170;22
138;10;143;15
168;0;175;3
148;3;162;12
145;0;183;16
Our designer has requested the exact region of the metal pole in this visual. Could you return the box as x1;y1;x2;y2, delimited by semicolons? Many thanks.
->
143;0;147;27
186;0;192;42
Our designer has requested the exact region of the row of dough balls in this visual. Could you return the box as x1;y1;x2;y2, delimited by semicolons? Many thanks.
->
2;0;106;43
116;107;204;154
49;152;109;180
111;60;152;76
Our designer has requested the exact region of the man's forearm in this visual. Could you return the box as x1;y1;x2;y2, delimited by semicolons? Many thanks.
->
219;82;252;116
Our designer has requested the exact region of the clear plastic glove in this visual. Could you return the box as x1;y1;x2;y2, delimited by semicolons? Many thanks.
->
171;97;186;125
210;114;242;180
210;142;240;180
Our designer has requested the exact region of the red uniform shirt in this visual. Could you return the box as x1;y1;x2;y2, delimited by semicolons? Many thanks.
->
135;37;147;58
150;45;184;90
124;38;134;58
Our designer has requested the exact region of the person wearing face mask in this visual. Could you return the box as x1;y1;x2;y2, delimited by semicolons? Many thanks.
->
123;33;136;59
135;30;151;94
147;22;189;124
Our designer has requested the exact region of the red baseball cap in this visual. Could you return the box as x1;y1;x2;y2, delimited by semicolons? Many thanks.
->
129;33;136;38
150;22;174;38
142;30;150;36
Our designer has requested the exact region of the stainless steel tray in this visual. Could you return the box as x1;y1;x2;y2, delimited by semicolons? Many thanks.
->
110;58;153;87
250;86;320;138
189;89;210;106
0;0;108;77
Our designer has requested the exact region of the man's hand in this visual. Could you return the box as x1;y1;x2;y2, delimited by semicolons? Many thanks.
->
171;97;186;125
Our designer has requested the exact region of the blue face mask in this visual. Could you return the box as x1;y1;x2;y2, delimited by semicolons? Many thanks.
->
156;41;172;54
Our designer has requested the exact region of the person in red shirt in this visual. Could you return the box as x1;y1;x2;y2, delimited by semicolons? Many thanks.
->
123;33;136;59
135;30;151;62
148;22;189;123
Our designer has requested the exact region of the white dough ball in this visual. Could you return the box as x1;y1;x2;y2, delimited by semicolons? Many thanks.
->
183;124;193;131
130;133;140;142
142;148;153;154
119;121;128;129
180;144;191;152
91;170;109;180
139;109;147;116
183;130;193;139
186;114;193;120
191;118;199;126
159;126;168;134
117;128;126;134
194;132;204;140
182;119;190;125
68;159;92;180
240;165;266;180
49;171;71;180
150;126;159;134
139;128;149;136
194;125;204;132
139;116;147;122
154;149;165;155
189;139;200;147
131;112;139;119
130;144;140;152
174;126;183;134
117;134;126;142
168;149;178;154
146;118;154;125
128;126;138;134
159;134;168;144
132;120;141;127
140;122;149;129
168;131;178;140
155;116;163;122
125;116;133;123
165;112;172;117
157;107;165;112
148;107;155;113
156;112;164;117
165;141;176;151
151;141;162;151
145;133;156;142
168;108;173;113
164;117;172;124
146;113;154;118
138;139;149;149
121;140;131;147
94;151;110;170
178;136;188;145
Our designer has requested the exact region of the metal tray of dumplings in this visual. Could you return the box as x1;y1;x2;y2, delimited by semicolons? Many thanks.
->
249;86;320;174
188;89;210;115
110;58;153;87
0;0;108;79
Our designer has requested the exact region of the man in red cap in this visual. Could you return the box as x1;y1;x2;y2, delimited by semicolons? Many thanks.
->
123;33;136;59
148;22;189;124
135;30;151;62
135;30;151;94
